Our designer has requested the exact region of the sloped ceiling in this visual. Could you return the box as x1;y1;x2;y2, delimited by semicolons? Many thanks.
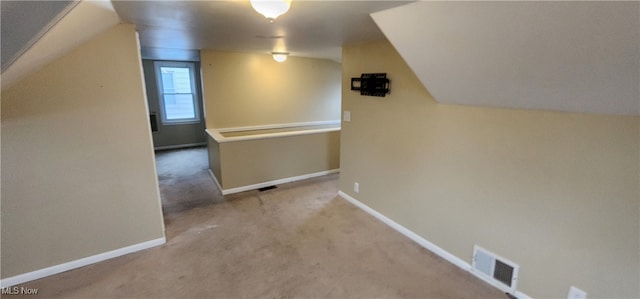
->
0;0;76;72
372;1;640;116
1;1;413;90
1;0;120;90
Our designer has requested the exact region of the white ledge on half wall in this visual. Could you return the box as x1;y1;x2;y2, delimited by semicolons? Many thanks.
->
206;120;341;143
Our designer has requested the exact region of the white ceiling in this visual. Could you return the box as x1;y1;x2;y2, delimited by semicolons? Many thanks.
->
373;1;640;116
112;0;413;62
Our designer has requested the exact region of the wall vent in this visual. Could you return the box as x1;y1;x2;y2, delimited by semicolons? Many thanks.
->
472;245;519;294
150;113;159;132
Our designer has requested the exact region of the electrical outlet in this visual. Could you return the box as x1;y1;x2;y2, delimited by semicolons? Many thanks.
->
343;111;351;122
354;182;359;193
568;286;587;299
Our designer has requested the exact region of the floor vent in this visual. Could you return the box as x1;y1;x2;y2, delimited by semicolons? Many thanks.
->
258;185;277;192
471;245;519;294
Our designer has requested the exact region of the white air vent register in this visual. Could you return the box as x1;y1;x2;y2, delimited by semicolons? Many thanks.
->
472;245;519;294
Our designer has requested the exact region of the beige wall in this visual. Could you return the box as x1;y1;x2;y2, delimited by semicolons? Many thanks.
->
213;131;340;190
339;40;639;298
208;137;222;187
200;51;341;129
201;51;342;192
1;24;165;278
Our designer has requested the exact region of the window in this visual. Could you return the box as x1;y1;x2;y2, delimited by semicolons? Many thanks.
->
154;61;200;124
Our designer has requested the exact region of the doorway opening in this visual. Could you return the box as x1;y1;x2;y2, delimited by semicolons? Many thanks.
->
142;59;206;151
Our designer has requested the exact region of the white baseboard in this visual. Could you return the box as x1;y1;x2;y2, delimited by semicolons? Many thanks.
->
154;142;206;151
514;290;533;299
337;191;469;270
208;169;223;193
212;169;340;195
0;237;166;288
337;191;533;299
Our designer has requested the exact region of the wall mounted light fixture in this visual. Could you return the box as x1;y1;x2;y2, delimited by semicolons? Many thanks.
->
272;52;289;62
250;0;292;22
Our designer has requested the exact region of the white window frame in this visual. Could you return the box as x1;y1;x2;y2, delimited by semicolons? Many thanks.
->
154;61;200;125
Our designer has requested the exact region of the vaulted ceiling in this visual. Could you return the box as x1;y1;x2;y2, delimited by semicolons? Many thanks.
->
372;1;640;115
2;1;639;116
1;0;410;88
0;0;76;71
0;1;120;89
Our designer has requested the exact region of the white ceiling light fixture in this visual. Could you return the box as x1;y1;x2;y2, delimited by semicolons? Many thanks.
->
250;0;292;22
272;52;289;62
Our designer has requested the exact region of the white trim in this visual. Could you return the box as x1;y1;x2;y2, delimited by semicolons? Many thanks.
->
206;126;340;143
337;191;469;270
154;142;206;151
337;191;533;299
471;245;520;294
515;291;533;299
208;169;223;193
216;120;341;133
0;237;166;288
206;129;225;142
207;120;341;143
217;169;339;195
154;61;201;125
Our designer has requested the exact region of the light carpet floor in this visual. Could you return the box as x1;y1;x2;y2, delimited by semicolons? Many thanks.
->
12;146;507;298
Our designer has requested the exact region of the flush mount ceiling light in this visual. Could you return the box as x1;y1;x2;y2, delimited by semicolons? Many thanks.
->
250;0;292;22
272;52;289;62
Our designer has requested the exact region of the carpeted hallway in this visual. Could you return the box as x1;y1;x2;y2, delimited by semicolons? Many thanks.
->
13;146;507;298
